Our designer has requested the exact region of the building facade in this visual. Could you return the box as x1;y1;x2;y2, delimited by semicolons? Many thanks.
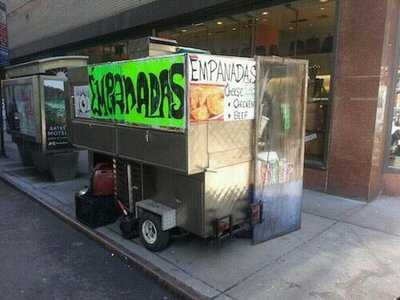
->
6;0;400;200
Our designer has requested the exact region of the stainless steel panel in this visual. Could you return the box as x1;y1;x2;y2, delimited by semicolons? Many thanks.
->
203;161;253;237
128;161;251;237
253;56;308;244
174;173;204;236
187;123;208;174
148;44;177;57
207;120;253;153
117;126;187;172
144;167;204;236
136;199;177;230
187;120;254;173
147;167;179;209
114;158;129;206
208;147;252;170
71;122;116;154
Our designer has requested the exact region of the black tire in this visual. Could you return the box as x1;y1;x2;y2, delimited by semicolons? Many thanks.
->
139;212;170;252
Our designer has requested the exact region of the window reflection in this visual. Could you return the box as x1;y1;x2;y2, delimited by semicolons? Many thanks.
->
389;68;400;168
67;0;337;164
159;0;337;163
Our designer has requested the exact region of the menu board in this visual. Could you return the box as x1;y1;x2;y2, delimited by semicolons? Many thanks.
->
87;54;186;129
44;80;69;150
188;54;256;122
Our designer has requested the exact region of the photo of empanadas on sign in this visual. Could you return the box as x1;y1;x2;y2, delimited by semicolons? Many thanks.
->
190;84;225;122
188;54;256;123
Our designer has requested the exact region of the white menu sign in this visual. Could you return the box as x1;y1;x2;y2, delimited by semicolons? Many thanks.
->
188;54;256;122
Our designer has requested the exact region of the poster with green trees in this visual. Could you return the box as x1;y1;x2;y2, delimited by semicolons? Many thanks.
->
44;79;70;150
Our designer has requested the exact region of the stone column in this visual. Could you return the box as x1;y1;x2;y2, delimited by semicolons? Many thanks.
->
327;0;400;200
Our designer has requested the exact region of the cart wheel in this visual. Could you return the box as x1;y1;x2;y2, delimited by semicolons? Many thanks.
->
139;212;170;251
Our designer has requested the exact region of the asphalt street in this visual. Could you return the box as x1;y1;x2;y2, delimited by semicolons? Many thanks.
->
0;180;179;300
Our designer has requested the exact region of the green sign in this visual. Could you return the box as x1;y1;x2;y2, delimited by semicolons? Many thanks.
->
88;54;186;129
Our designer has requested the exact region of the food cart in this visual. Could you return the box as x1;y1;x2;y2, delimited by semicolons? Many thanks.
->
66;44;307;251
3;56;88;180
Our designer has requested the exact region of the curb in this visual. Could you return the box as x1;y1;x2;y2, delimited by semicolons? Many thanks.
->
0;173;208;300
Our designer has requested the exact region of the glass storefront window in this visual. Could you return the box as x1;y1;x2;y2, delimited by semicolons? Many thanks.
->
388;68;400;169
65;0;336;165
158;0;337;164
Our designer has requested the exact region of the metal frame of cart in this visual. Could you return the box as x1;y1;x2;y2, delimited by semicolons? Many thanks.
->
66;48;307;251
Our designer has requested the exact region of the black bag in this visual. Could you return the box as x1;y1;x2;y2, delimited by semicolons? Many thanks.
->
75;192;121;228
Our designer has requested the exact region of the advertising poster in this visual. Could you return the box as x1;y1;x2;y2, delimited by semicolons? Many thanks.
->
88;54;186;129
13;84;36;137
73;85;90;118
188;54;256;122
44;80;69;150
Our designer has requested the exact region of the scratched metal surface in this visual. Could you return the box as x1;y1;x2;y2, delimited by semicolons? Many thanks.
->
188;119;254;174
253;56;308;244
187;120;254;236
203;161;253;237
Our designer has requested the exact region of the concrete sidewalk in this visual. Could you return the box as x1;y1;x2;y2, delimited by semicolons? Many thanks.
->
1;141;400;299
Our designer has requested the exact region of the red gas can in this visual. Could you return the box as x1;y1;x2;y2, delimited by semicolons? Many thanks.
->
92;163;114;196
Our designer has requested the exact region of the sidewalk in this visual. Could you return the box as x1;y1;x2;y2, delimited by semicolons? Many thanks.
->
1;139;400;299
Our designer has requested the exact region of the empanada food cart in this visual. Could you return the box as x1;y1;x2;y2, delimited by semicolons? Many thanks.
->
3;56;88;181
67;52;308;251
